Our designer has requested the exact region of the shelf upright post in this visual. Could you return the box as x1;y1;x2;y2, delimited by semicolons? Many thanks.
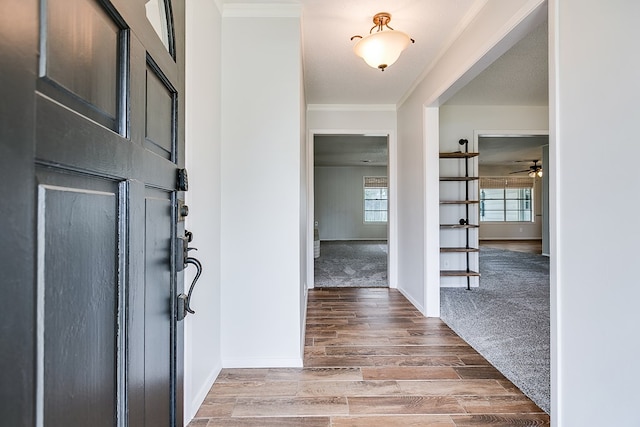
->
459;138;471;290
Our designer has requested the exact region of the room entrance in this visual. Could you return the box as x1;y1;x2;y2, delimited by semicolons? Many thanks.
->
311;134;389;288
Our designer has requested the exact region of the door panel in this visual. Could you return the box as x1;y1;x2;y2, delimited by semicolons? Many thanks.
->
144;189;173;426
39;0;126;132
36;168;121;427
145;63;177;160
45;0;121;118
28;0;184;425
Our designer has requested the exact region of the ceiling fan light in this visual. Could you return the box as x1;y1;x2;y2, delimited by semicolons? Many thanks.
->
353;30;412;71
528;170;536;178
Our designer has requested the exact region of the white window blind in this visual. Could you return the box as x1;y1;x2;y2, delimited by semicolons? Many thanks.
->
480;176;534;189
364;176;388;188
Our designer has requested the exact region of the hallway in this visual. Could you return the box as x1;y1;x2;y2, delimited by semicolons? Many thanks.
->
190;288;549;426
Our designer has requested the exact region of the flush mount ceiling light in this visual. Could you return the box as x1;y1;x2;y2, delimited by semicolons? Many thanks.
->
351;12;414;71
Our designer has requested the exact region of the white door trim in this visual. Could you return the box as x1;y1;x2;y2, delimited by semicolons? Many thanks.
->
307;128;398;289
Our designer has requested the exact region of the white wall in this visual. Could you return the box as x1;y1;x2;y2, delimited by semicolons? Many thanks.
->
184;0;222;422
396;99;427;310
307;107;396;131
550;0;640;424
307;107;398;289
314;166;388;241
220;5;304;367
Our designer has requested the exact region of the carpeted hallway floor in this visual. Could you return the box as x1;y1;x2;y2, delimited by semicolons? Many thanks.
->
314;240;388;287
440;247;550;414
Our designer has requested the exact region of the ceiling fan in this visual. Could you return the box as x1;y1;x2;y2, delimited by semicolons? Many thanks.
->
510;160;543;177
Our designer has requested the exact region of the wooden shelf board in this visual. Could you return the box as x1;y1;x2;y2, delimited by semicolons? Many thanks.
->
440;270;480;277
440;176;480;181
440;200;479;205
440;247;480;253
439;152;479;158
440;224;479;229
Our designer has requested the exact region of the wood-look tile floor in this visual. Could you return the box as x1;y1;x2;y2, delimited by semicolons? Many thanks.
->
190;288;549;426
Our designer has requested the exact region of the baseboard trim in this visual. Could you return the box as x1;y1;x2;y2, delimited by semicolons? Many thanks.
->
222;357;304;369
479;238;542;241
397;286;425;315
319;238;389;242
185;363;221;424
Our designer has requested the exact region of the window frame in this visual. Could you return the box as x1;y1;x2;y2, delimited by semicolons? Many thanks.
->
479;177;534;223
363;176;388;224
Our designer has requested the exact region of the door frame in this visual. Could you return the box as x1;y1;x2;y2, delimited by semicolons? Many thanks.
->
306;128;398;289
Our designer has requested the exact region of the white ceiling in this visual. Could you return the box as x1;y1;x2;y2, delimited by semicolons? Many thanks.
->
300;0;480;105
220;0;548;107
446;20;548;106
221;0;549;166
479;135;548;175
314;135;388;167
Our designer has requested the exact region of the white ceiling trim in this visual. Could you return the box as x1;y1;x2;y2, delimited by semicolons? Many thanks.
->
397;0;489;107
222;3;301;18
307;104;396;112
214;0;223;14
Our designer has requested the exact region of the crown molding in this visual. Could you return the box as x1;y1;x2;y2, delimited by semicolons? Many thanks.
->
307;104;397;112
398;0;489;108
222;3;301;18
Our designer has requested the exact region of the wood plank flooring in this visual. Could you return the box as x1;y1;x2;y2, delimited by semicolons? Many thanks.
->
189;288;549;426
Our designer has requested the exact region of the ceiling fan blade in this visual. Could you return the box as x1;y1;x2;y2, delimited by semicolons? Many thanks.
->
509;169;531;174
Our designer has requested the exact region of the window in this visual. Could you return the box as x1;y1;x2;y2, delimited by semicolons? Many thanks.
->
364;176;388;223
480;177;533;222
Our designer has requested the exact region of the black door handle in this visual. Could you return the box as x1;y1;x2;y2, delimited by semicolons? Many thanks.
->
183;255;202;315
176;230;203;321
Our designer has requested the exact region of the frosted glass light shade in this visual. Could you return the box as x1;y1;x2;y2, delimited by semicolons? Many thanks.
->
353;30;412;71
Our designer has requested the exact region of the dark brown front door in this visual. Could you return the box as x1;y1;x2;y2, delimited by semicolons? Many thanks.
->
0;0;186;425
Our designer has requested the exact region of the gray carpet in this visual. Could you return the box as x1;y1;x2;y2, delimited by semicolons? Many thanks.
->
314;240;388;287
440;247;550;414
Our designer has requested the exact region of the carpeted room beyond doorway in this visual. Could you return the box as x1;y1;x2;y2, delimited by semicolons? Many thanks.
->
440;246;551;414
314;240;388;287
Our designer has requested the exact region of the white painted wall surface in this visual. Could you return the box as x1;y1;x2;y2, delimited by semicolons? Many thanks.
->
307;107;396;131
550;0;640;424
220;7;303;367
314;166;388;241
396;99;426;312
439;105;549;138
184;0;222;422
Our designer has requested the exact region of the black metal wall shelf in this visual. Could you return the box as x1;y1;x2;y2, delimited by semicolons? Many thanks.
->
439;138;479;290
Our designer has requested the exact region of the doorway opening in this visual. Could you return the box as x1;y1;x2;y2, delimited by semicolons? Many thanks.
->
311;134;389;288
440;131;551;413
